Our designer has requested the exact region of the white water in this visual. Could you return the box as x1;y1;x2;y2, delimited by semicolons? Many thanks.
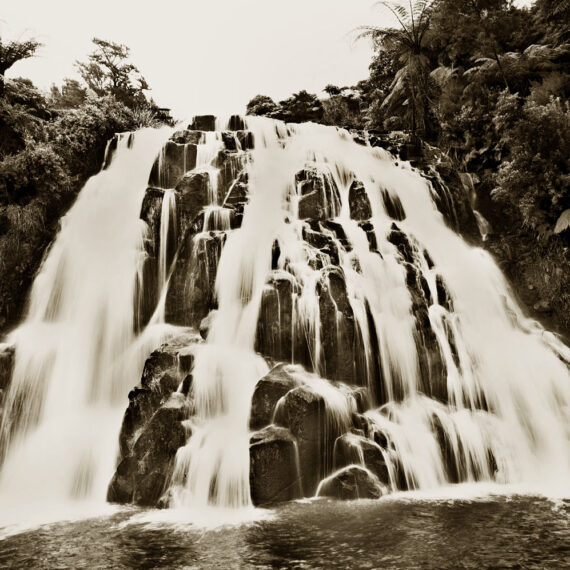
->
1;116;569;531
0;128;178;527
176;116;570;503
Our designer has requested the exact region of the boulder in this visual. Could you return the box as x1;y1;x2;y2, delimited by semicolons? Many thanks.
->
317;465;383;500
108;393;190;507
333;433;390;485
274;385;336;495
348;180;372;220
113;330;201;470
250;364;300;430
249;425;302;505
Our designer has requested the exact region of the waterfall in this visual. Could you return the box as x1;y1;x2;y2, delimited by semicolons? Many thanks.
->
158;189;177;290
1;115;569;528
0;128;176;527
167;116;570;504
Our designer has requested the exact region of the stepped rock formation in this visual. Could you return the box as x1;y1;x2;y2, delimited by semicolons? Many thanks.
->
0;116;568;524
106;116;570;508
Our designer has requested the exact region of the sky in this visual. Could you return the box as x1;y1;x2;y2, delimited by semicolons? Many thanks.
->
2;0;534;118
2;0;388;117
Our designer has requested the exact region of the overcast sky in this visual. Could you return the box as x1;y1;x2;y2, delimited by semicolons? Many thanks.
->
2;0;385;117
3;0;533;118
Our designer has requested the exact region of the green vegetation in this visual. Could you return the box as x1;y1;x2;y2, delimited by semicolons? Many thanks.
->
0;36;172;332
247;0;570;334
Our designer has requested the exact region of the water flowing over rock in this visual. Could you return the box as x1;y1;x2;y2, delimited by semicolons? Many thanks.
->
317;465;384;500
0;115;569;526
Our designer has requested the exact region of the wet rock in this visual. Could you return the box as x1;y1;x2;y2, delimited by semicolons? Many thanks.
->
381;188;406;221
317;268;357;385
296;166;341;220
0;344;14;393
250;364;300;430
333;433;390;485
317;465;383;500
216;151;249;199
107;456;138;503
113;330;199;472
199;310;217;339
274;385;332;496
249;425;302;505
221;131;239;151
165;231;226;327
148;141;197;189
132;393;188;461
109;392;190;507
236;130;254;150
170;130;203;145
256;275;295;364
0;344;15;423
359;221;378;252
189;115;216;131
175;171;211;236
348;180;372;220
387;223;414;264
229;115;246;130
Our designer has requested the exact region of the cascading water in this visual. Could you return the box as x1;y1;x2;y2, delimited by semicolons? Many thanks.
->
0;128;176;528
1;114;569;531
167;115;570;508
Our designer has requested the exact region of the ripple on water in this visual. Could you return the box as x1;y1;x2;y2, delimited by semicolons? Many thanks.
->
0;495;569;569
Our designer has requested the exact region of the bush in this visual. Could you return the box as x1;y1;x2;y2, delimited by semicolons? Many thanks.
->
0;144;70;205
492;94;570;234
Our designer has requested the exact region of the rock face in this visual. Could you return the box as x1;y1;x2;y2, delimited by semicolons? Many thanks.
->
249;425;302;505
274;385;340;496
317;465;384;500
250;364;299;430
348;180;372;220
107;330;201;506
0;345;14;423
112;114;501;510
296;166;341;220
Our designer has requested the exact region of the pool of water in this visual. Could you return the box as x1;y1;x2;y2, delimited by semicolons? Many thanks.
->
0;493;568;569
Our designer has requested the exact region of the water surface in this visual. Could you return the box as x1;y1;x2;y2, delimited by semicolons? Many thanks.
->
1;494;568;569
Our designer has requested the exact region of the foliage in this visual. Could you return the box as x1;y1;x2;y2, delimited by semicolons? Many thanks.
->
246;94;279;116
0;32;173;331
356;1;435;133
492;95;570;235
76;38;149;108
49;79;87;109
0;37;42;77
246;90;324;123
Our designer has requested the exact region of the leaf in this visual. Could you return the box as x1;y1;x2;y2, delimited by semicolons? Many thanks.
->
554;209;570;234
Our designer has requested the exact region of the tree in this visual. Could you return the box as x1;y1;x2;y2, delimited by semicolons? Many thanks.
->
0;37;42;96
76;38;148;108
324;84;342;96
246;94;279;116
278;90;324;123
50;78;87;109
357;0;435;134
